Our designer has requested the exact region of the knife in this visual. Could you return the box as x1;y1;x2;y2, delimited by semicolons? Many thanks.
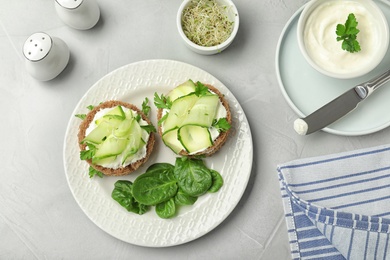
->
294;69;390;135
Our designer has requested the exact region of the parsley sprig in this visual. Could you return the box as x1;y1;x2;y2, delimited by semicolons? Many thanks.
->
194;81;209;97
212;118;231;132
336;13;361;53
154;92;172;109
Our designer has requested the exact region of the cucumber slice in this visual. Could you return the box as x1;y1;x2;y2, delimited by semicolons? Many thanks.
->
178;125;212;153
83;121;115;144
124;109;134;120
167;80;196;102
95;106;126;125
182;94;219;127
93;155;117;166
93;136;128;161
163;94;198;132
114;118;133;137
103;106;125;120
121;119;143;164
162;128;185;154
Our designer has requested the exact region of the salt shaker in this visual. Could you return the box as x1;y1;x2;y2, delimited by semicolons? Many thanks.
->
55;0;100;30
23;32;70;81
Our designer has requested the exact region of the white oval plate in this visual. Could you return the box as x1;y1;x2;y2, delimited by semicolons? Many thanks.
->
276;0;390;136
63;60;253;247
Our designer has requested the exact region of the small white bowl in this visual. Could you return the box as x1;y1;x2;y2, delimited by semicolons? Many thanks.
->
177;0;239;55
297;0;389;79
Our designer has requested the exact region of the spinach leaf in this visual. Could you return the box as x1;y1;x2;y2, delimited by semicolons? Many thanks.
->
174;188;198;206
208;169;223;193
141;163;175;179
111;180;148;214
134;163;175;182
155;198;176;219
174;157;212;197
132;164;178;205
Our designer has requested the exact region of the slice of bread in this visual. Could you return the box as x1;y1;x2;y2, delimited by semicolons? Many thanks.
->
78;100;155;176
157;83;231;157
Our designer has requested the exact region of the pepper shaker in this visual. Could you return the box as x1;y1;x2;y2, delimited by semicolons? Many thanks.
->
23;32;70;81
55;0;100;30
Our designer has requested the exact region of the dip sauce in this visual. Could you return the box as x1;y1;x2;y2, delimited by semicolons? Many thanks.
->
303;0;379;75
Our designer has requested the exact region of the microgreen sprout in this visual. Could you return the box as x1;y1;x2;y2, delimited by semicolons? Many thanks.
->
182;0;234;47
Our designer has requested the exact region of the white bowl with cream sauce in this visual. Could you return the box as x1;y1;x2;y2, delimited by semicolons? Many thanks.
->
297;0;389;79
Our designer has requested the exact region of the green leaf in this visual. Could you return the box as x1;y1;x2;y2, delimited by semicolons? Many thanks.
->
88;166;103;178
155;198;176;219
111;180;149;214
75;114;86;120
132;163;178;205
174;188;198;206
208;169;223;193
75;104;95;119
140;124;156;134
158;113;169;126
335;24;346;37
174;157;212;197
154;92;172;109
141;98;151;116
80;149;94;160
194;81;209;97
212;118;231;132
335;13;361;53
80;143;96;160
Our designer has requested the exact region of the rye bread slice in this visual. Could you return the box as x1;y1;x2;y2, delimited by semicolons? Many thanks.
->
78;100;155;176
157;84;231;157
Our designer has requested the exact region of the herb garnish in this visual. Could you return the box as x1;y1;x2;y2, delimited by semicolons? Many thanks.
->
75;105;95;120
135;98;151;122
88;166;103;178
212;118;231;132
336;13;361;53
194;81;210;97
140;124;156;134
154;92;172;109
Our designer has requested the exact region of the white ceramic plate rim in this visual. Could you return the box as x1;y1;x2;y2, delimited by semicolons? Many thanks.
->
275;0;390;136
63;59;253;247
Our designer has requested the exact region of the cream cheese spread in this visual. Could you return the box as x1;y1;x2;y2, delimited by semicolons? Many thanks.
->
86;107;150;169
303;0;379;75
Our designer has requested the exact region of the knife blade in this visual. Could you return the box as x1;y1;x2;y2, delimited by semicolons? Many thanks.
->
294;69;390;135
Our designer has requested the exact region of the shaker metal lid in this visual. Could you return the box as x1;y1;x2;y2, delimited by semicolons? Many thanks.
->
23;32;52;62
55;0;83;9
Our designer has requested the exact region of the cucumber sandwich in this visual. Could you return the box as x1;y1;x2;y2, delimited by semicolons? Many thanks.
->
77;100;156;176
154;80;231;157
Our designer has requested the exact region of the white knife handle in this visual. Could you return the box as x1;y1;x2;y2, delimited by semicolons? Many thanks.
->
362;69;390;98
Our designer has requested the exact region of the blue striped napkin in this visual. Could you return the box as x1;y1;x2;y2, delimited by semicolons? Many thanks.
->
278;144;390;260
